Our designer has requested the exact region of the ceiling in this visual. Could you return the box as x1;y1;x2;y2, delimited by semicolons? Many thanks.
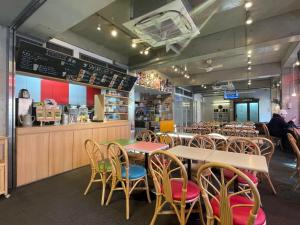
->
0;0;32;26
0;0;300;88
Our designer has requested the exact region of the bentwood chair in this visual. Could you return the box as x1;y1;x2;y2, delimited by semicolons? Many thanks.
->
207;133;228;151
188;135;216;179
252;137;277;195
106;142;151;219
84;139;112;205
157;133;174;148
148;150;203;225
142;130;158;142
225;138;260;188
197;162;267;225
287;133;300;190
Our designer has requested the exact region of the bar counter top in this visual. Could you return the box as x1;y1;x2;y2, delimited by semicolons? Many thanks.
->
16;120;130;135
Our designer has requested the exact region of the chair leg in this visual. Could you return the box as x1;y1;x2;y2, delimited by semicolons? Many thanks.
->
125;187;130;220
84;172;95;195
264;173;277;195
106;178;116;206
198;198;205;225
150;196;161;225
101;174;107;206
180;203;186;225
144;176;151;203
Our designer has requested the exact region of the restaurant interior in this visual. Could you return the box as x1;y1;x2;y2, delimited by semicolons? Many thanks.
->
0;0;300;224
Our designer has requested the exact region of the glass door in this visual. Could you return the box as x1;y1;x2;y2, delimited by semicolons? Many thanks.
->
234;100;259;122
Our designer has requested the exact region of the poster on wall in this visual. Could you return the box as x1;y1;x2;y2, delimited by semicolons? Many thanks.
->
16;41;137;92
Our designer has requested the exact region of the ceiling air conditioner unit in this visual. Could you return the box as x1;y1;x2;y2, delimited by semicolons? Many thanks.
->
123;0;199;48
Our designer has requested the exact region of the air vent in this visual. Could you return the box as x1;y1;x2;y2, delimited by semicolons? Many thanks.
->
124;0;199;47
46;42;73;56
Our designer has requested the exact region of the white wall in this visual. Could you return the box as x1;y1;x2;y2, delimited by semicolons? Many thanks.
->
200;88;272;122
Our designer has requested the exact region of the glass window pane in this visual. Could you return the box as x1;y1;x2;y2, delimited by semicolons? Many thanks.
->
249;102;259;122
236;103;248;122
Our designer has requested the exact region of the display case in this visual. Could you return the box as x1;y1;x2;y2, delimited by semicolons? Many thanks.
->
0;136;8;198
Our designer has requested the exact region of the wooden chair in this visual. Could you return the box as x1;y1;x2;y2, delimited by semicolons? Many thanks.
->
197;162;266;225
157;133;174;148
173;135;183;146
148;150;203;225
84;139;112;205
240;129;258;138
287;133;300;190
207;133;228;151
142;130;157;142
106;142;151;219
188;135;216;179
261;123;270;138
225;138;260;188
221;128;237;137
252;137;276;194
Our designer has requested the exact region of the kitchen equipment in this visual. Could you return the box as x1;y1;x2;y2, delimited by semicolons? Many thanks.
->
19;114;35;127
62;113;69;125
18;89;30;99
16;98;33;126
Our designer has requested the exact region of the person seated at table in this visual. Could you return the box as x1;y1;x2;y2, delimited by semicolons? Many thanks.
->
267;109;294;151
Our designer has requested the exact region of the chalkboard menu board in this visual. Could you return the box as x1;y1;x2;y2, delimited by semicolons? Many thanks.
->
16;41;137;91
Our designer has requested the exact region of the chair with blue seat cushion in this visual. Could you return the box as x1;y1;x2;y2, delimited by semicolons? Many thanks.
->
106;142;151;220
84;139;112;206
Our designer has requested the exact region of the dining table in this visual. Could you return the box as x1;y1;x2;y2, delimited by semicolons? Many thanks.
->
168;145;268;179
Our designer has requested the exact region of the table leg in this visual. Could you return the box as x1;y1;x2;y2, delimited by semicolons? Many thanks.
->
145;153;149;171
187;159;191;180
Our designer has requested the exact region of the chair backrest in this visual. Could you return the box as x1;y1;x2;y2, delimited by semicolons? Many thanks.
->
173;135;182;146
226;137;260;155
221;128;237;137
252;137;274;165
149;150;188;204
107;142;129;180
240;129;258;138
287;133;300;169
142;130;157;142
199;127;212;135
207;133;228;151
157;133;174;148
197;162;261;225
261;123;270;137
188;134;216;150
84;139;108;172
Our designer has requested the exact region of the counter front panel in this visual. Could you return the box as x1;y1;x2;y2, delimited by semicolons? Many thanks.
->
16;121;130;186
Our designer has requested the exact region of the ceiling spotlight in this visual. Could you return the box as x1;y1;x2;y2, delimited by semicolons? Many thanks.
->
246;17;253;25
139;50;144;55
184;65;187;71
201;84;204;87
131;42;137;48
144;50;149;55
204;85;207;89
174;67;178;72
172;65;175;69
97;24;101;31
248;79;252;85
110;28;118;37
276;83;280;87
296;61;300;66
245;1;253;9
248;66;252;70
292;92;297;97
248;60;252;64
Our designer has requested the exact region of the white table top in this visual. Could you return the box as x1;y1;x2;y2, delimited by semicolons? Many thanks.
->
156;132;196;139
124;141;169;154
168;145;268;173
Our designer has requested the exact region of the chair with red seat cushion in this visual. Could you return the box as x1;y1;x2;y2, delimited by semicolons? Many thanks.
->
223;169;258;185
197;162;267;225
149;150;204;225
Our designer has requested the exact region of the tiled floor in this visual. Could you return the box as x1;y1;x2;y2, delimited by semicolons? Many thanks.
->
0;150;299;225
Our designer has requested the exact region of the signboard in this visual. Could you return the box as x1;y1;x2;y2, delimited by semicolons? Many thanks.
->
224;90;239;99
16;41;137;92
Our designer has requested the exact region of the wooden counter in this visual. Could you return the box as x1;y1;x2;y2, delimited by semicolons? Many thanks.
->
16;120;130;186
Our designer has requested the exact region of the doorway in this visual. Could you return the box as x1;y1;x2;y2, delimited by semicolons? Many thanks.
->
234;99;259;122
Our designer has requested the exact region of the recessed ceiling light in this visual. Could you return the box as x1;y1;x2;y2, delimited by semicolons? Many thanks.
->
248;66;252;70
248;60;252;64
174;67;178;72
97;24;101;31
139;50;144;55
144;49;149;55
245;2;253;9
111;28;118;37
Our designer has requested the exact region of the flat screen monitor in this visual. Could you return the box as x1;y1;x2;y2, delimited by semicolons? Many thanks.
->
224;90;239;99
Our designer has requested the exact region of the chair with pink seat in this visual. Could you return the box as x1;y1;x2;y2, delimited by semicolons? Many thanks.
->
148;150;204;225
197;162;267;225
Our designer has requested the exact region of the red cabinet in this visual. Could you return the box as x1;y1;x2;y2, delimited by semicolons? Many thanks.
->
41;80;69;104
